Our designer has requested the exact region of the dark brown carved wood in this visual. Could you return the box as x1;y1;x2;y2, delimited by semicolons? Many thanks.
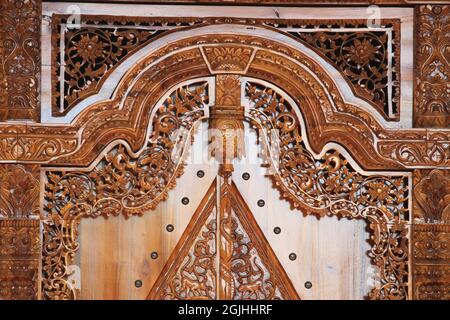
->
0;2;449;300
0;0;41;122
414;5;449;128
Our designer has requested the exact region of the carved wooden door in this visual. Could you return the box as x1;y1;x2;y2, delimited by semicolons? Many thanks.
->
2;2;449;301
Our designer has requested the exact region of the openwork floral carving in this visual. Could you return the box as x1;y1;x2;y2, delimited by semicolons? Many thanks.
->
245;82;410;299
51;15;400;121
292;23;400;119
42;82;209;299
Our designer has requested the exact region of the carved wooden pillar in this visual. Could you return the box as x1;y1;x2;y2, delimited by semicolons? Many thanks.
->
0;0;41;121
0;164;41;300
414;5;449;128
412;170;450;300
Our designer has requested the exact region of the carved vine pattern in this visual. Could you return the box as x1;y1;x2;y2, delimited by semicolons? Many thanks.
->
42;82;209;299
245;82;410;300
291;22;400;119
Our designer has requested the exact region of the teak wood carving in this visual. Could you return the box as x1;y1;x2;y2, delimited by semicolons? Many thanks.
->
0;1;449;300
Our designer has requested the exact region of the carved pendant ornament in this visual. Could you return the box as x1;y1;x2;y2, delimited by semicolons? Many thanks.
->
0;5;449;300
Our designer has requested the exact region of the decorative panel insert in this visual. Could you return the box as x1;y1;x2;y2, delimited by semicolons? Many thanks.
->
51;16;400;121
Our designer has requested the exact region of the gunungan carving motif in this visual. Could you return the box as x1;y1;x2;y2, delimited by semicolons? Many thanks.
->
219;180;299;300
148;183;217;300
413;169;450;223
245;82;409;300
414;5;449;128
148;180;300;300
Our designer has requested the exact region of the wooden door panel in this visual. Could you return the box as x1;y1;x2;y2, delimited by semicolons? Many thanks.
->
78;157;218;299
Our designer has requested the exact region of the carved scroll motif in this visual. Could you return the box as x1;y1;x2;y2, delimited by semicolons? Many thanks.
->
245;82;410;300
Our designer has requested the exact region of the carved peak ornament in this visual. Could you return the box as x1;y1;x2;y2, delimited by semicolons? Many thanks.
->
147;179;300;300
202;46;255;74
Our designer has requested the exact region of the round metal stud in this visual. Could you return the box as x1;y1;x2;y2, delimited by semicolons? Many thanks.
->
289;253;297;261
166;224;174;232
273;227;281;234
197;170;205;178
242;172;250;181
150;251;159;259
134;280;142;288
181;197;190;205
304;281;312;289
257;199;265;207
